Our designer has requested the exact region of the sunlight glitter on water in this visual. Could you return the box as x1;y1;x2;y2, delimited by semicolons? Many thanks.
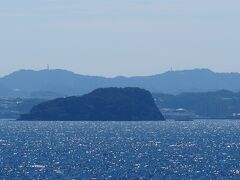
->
0;120;240;179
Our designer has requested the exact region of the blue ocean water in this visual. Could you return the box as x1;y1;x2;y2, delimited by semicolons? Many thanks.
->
0;120;240;179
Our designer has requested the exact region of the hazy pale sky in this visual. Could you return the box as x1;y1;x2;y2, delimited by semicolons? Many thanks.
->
0;0;239;77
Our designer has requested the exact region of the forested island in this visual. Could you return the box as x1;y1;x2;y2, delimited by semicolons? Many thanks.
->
19;87;165;121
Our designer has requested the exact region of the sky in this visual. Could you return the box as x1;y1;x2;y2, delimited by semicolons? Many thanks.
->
0;0;239;77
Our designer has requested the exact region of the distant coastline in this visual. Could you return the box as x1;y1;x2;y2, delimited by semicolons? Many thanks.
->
2;89;240;120
1;68;240;120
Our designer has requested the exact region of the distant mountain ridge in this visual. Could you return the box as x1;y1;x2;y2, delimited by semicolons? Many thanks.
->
1;68;240;97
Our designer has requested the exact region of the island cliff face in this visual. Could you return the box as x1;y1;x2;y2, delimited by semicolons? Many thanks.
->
19;87;165;121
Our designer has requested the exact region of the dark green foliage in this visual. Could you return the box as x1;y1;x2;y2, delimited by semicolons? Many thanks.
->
19;88;165;121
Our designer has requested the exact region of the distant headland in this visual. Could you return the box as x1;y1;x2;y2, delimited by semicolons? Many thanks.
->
19;87;165;121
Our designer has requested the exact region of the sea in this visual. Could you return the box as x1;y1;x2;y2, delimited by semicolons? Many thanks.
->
1;120;240;179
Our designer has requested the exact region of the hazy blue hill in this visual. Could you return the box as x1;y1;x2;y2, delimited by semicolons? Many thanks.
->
0;69;105;95
140;69;240;93
0;84;13;96
29;91;65;99
1;68;240;97
0;83;29;97
19;87;165;121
